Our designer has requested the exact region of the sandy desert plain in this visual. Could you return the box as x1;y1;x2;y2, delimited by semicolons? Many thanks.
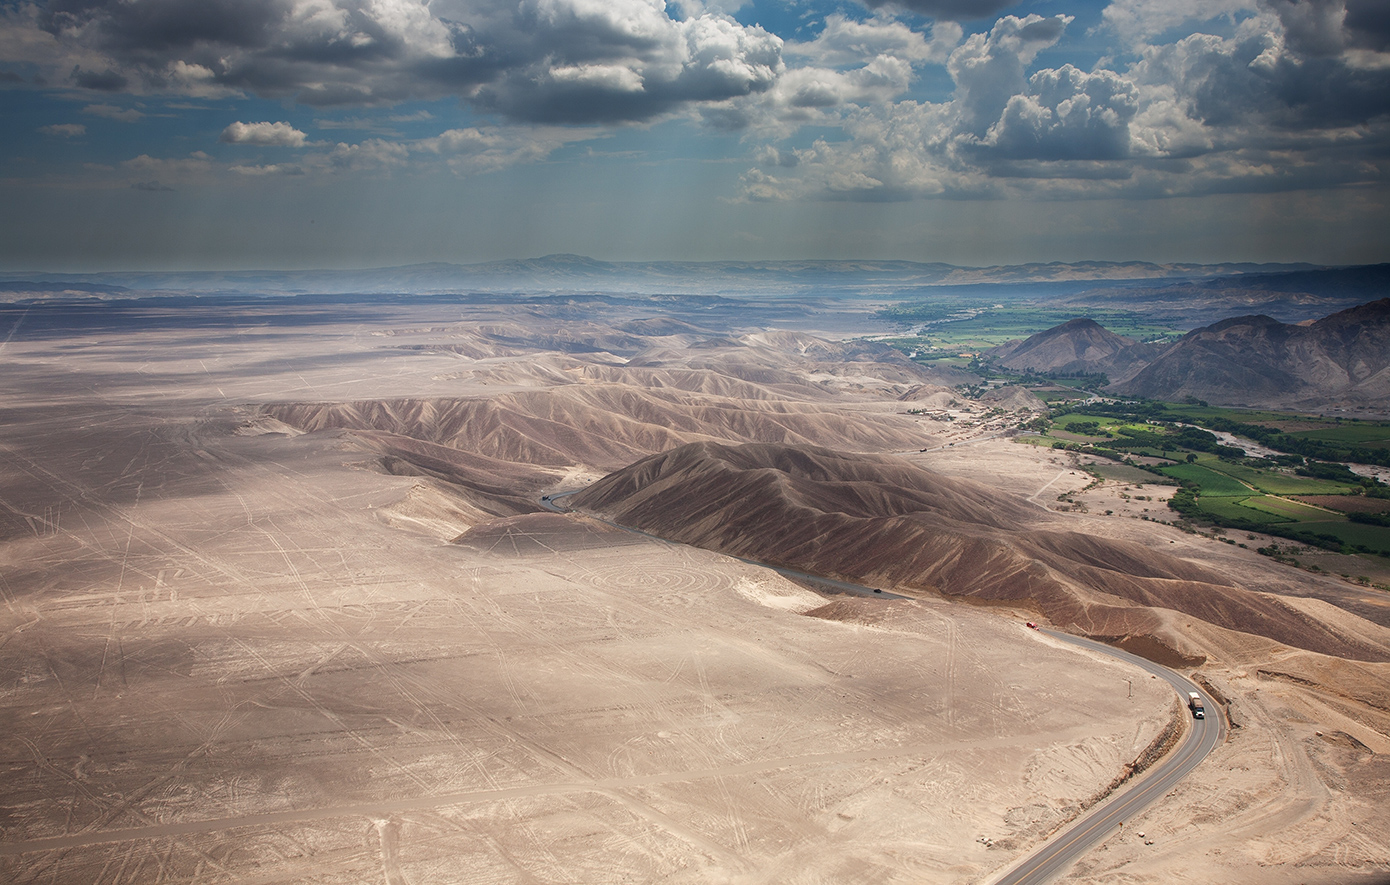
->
1;293;1388;885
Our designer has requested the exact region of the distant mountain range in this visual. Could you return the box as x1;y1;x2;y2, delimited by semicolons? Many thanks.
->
0;254;1363;299
986;299;1390;410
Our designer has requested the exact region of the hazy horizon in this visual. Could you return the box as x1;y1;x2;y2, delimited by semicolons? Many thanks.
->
0;253;1351;278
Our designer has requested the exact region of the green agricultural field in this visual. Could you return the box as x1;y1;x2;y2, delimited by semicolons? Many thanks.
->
1198;496;1291;524
1043;378;1098;390
1237;496;1336;521
1160;463;1253;496
1052;415;1165;436
1201;461;1357;496
1292;521;1390;553
1151;404;1390;465
1192;492;1390;553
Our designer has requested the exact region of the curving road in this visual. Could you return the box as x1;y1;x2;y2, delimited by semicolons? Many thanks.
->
542;489;1228;883
544;492;1226;885
990;630;1225;885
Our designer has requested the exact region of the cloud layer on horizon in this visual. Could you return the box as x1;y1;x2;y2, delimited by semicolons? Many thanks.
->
2;0;1389;205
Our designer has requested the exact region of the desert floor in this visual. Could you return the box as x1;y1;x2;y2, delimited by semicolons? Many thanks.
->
1;299;1387;884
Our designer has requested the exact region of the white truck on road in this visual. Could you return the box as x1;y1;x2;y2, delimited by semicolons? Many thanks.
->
1188;692;1205;719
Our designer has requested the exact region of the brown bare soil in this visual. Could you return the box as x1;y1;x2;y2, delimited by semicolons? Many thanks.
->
1297;495;1390;514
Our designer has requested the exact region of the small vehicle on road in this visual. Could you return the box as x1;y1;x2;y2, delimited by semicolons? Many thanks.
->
1188;692;1205;719
1026;621;1038;629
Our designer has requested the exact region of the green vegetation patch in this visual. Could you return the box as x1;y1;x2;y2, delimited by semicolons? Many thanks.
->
1237;496;1336;521
1053;415;1115;431
1198;497;1292;524
1031;389;1086;402
1202;461;1357;496
1292;521;1390;554
1160;463;1252;496
1122;448;1174;461
1063;400;1390;468
1051;429;1110;443
1157;406;1390;467
1285;425;1390;447
1043;378;1102;390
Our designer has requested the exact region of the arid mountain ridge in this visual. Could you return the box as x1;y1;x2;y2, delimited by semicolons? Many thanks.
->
986;298;1390;410
569;441;1390;669
262;324;959;523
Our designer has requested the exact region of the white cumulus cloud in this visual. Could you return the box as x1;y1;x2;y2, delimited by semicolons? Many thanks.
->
983;65;1140;161
220;121;310;147
788;14;960;67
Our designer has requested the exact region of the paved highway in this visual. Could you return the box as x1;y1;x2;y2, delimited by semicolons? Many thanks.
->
990;630;1225;885
542;493;1225;884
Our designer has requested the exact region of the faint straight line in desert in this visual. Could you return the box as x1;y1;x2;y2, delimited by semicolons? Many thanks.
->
1028;469;1069;503
0;306;28;354
0;739;1023;857
0;446;226;591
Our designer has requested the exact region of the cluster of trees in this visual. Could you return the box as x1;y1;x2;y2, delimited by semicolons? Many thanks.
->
1064;421;1105;435
1350;512;1390;528
1016;367;1111;386
1056;400;1168;421
1295;461;1363;482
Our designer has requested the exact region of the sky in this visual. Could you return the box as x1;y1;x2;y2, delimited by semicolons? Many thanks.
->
1;0;1389;271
